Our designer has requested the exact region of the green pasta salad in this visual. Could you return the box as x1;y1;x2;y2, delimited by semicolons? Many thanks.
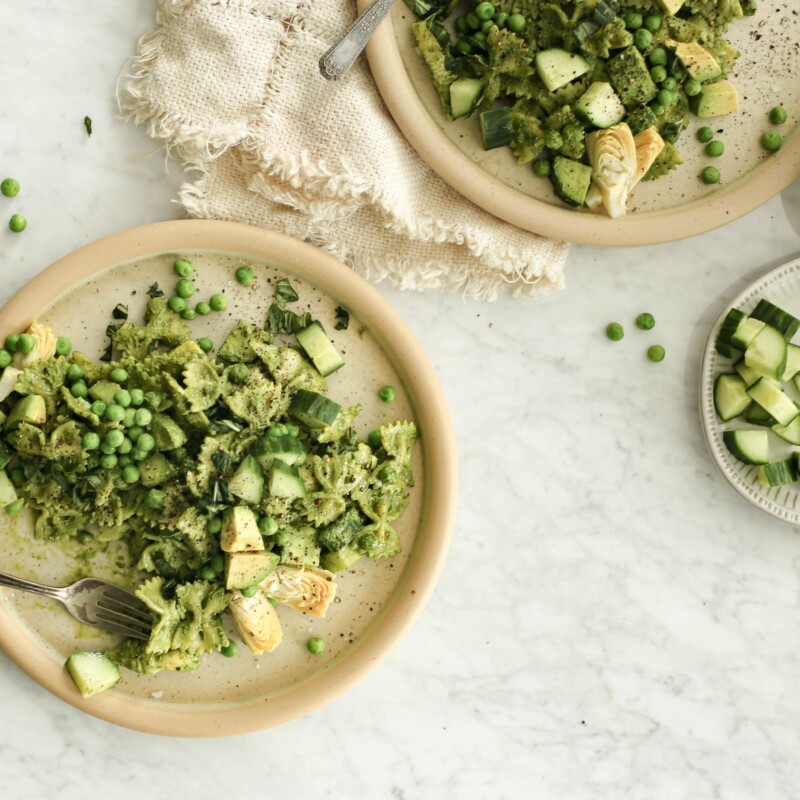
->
0;264;417;696
409;0;756;217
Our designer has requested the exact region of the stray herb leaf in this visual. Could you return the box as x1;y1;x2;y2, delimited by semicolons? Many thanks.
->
101;323;121;363
84;116;92;137
274;278;299;305
334;306;350;331
112;303;129;321
147;282;165;299
265;303;313;335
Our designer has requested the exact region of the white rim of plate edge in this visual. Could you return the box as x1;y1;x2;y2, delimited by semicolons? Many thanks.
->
363;3;800;247
0;220;459;737
700;254;800;525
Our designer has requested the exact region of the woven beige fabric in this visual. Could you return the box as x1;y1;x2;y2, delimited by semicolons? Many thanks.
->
125;0;568;298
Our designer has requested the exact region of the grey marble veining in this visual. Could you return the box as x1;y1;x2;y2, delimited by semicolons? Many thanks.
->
1;1;800;798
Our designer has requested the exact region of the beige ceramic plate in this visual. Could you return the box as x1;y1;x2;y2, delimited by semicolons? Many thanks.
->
701;255;800;524
363;2;800;245
0;220;457;736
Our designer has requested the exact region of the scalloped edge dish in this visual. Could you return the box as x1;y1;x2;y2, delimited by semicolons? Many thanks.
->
363;2;800;246
0;220;457;736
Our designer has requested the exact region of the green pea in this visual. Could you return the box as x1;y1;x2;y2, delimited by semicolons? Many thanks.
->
0;350;10;368
697;126;714;143
195;301;211;316
367;428;382;449
643;14;661;32
454;39;473;56
82;431;101;450
240;585;259;598
128;426;144;443
200;564;217;581
113;389;131;408
481;19;495;33
134;408;152;426
105;404;125;422
129;388;144;406
209;294;228;312
648;48;667;68
106;429;125;448
181;308;196;321
123;407;137;428
168;296;187;313
455;16;467;34
701;166;721;184
100;454;118;470
9;467;24;486
55;336;71;356
606;322;624;341
623;12;642;29
769;106;787;125
507;13;525;33
1;178;20;198
647;344;666;362
649;102;665;117
706;140;724;157
8;214;26;233
649;65;667;83
307;636;325;655
117;437;133;455
475;1;495;20
173;258;194;277
379;385;396;403
99;441;116;456
146;489;165;509
761;131;782;152
5;498;25;517
235;266;255;286
683;79;702;97
109;367;128;383
532;159;551;178
66;364;83;382
634;28;652;50
175;278;196;299
77;530;94;545
657;89;675;107
465;11;480;30
229;363;250;383
210;553;225;573
117;454;133;468
670;60;686;79
544;130;563;150
198;337;213;352
661;77;677;92
285;423;299;436
16;334;34;354
70;380;88;399
137;433;156;452
208;517;223;534
5;334;19;353
131;448;148;461
220;642;237;658
89;400;106;418
472;31;487;46
635;312;655;330
122;465;140;484
495;11;508;26
258;515;279;536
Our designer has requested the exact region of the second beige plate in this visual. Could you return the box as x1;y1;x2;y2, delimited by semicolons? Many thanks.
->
363;2;800;245
0;221;457;737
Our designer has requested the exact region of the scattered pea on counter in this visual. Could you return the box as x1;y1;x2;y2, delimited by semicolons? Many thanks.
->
8;213;26;233
647;345;666;363
635;313;655;330
1;178;20;197
606;322;624;342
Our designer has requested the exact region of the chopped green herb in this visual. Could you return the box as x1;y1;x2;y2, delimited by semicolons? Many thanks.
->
265;303;313;335
334;306;350;331
146;282;165;299
274;278;299;305
112;303;129;321
84;116;92;137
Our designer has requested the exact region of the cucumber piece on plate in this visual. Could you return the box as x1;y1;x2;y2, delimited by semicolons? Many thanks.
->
782;343;800;381
722;430;769;465
296;322;344;377
734;359;761;387
480;107;513;150
746;377;799;427
713;373;750;421
750;299;800;340
593;0;619;25
252;434;306;467
772;416;800;445
744;324;787;381
65;651;121;698
550;156;593;207
534;49;591;92
574;82;626;129
289;389;341;428
746;403;777;427
269;459;307;499
716;309;765;357
757;458;797;487
449;78;487;120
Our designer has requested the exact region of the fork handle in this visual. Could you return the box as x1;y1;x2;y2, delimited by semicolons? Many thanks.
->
319;0;397;80
0;571;64;600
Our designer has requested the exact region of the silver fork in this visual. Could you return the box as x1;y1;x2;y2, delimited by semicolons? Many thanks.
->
0;572;152;640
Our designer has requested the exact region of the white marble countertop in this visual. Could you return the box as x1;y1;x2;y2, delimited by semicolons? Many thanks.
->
2;2;800;798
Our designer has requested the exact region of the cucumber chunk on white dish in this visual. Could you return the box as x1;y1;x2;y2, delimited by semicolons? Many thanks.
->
772;416;800;445
744;324;788;382
734;359;762;387
782;343;800;381
722;430;769;465
757;458;797;488
716;308;765;357
746;377;799;427
65;651;121;698
713;373;750;421
750;298;800;340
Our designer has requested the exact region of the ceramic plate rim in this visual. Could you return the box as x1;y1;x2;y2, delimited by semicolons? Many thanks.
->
362;3;800;247
700;254;800;525
0;220;458;737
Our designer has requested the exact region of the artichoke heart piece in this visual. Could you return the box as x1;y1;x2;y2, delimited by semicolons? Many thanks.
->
586;123;637;219
230;590;283;655
13;321;57;369
262;565;337;618
631;127;666;189
0;367;23;403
